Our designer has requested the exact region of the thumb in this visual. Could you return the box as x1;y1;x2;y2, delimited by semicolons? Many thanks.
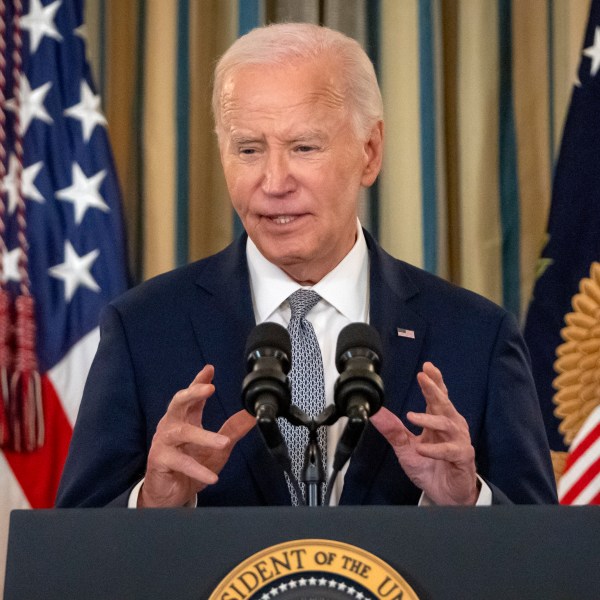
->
370;407;411;447
219;409;256;445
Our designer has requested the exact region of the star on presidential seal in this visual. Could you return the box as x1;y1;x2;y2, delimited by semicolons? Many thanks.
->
209;539;419;600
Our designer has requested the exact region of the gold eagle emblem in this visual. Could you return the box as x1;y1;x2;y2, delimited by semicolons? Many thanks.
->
552;261;600;478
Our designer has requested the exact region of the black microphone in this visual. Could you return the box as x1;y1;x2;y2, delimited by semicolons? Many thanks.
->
242;322;293;461
330;323;384;479
334;323;384;423
242;323;304;503
242;322;292;424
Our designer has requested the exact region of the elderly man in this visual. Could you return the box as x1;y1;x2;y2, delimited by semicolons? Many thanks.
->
56;23;557;509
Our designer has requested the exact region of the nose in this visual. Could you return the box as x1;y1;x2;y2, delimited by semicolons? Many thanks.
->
261;150;295;196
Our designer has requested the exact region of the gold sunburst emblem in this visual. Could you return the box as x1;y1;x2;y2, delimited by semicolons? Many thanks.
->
553;262;600;452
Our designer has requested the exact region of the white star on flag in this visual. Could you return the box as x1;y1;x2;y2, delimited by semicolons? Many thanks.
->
583;26;600;77
55;163;109;224
4;76;53;135
64;80;107;142
74;22;87;41
48;240;101;302
21;0;63;54
1;247;22;284
1;155;45;215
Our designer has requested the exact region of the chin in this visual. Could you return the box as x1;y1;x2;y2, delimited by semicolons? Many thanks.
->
260;241;311;266
269;253;309;272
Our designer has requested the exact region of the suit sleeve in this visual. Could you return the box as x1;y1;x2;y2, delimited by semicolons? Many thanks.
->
477;311;558;504
55;304;148;507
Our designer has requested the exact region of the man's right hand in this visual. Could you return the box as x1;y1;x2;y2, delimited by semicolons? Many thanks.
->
138;364;256;507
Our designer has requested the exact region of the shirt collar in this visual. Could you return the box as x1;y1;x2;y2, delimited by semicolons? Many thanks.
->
246;221;369;323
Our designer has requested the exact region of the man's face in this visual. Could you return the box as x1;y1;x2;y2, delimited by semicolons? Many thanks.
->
218;56;383;284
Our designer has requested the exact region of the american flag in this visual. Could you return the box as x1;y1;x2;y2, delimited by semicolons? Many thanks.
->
0;0;128;577
523;0;600;502
558;405;600;505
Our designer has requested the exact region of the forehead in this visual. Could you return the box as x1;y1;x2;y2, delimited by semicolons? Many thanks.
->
220;58;347;128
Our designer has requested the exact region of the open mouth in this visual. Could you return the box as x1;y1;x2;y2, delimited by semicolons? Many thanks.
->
270;215;298;224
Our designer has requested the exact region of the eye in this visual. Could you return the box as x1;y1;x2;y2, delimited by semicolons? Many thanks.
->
295;145;316;153
239;148;257;155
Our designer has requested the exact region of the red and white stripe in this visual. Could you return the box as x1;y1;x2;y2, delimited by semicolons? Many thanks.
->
558;405;600;505
0;328;99;592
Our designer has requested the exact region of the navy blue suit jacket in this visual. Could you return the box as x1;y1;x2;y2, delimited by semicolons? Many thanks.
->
56;231;557;507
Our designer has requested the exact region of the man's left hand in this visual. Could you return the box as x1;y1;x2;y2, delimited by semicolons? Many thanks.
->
370;361;478;505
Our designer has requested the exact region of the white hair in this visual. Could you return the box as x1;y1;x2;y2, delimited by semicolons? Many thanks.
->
212;22;383;139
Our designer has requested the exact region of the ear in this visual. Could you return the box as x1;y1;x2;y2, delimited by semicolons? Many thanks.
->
360;120;384;188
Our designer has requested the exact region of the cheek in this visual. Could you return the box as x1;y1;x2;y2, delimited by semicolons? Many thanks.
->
230;192;252;221
224;168;249;204
328;152;364;185
318;166;362;208
225;161;261;190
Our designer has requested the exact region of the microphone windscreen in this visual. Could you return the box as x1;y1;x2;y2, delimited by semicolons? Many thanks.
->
335;323;382;372
245;322;292;360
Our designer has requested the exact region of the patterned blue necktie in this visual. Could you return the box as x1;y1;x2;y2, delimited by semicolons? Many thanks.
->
282;289;327;505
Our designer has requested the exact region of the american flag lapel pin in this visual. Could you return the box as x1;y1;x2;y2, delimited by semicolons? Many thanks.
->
397;327;415;339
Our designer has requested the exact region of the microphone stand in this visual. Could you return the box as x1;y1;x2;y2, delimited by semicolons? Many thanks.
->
301;405;339;506
302;421;325;507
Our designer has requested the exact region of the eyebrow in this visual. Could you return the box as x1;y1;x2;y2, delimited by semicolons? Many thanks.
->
290;131;327;142
229;131;328;146
230;135;265;146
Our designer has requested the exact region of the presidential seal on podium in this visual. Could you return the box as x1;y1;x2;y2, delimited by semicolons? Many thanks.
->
209;538;419;600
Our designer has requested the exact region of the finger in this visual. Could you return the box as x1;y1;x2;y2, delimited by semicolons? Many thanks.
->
414;441;475;465
181;364;215;421
406;411;462;437
219;409;256;444
167;380;215;421
154;445;220;486
417;371;455;417
370;407;413;447
189;364;215;387
422;362;448;394
167;364;215;417
158;422;229;451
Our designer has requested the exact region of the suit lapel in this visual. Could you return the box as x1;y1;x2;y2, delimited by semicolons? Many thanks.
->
341;232;428;504
189;236;290;505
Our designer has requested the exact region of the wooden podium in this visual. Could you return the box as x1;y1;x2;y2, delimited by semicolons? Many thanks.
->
4;506;600;599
